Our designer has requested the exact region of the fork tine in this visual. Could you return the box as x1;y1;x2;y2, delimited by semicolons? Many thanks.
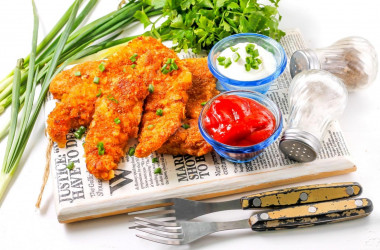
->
135;216;179;227
129;216;176;229
134;220;182;233
136;227;183;239
136;234;183;245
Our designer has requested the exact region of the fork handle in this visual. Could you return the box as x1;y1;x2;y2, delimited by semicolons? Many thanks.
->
240;182;362;209
249;198;373;231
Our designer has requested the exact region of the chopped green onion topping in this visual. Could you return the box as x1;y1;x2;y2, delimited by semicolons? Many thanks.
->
217;56;232;68
217;56;226;66
154;167;162;174
156;109;163;116
128;147;135;156
74;71;81;76
161;58;178;74
130;53;138;62
224;58;232;68
232;52;240;62
182;123;190;129
74;126;86;139
245;44;262;72
201;102;207;106
96;89;102;97
107;95;118;103
97;142;105;155
123;68;127;73
147;124;154;130
99;62;105;72
148;84;154;93
114;118;121;124
152;158;159;163
230;46;239;52
93;76;100;84
131;64;136;69
67;162;75;170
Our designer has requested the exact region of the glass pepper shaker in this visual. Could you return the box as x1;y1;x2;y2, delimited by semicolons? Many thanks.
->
279;70;348;162
289;36;378;92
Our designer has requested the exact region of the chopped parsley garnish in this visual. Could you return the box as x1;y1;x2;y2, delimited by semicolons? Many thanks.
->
97;142;105;155
128;147;135;156
201;102;207;106
98;62;105;72
182;123;190;129
107;95;118;103
130;53;138;62
148;84;154;93
147;124;154;130
93;76;99;84
74;71;81;76
114;118;121;124
152;157;159;163
67;162;75;170
74;126;86;139
96;89;102;97
154;167;162;174
131;64;136;69
156;109;163;116
161;58;178;74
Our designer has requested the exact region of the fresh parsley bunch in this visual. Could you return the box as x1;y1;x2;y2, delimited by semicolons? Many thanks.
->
137;0;285;53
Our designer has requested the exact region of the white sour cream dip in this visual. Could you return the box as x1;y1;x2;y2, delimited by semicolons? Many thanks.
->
216;42;276;81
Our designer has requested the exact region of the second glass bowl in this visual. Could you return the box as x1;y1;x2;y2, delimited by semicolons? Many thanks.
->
199;90;283;163
208;33;287;94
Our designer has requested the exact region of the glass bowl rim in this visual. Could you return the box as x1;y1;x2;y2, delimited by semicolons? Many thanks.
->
198;90;283;152
207;33;287;87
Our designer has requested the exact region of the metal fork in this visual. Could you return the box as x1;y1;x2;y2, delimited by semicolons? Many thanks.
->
129;182;361;227
134;198;373;245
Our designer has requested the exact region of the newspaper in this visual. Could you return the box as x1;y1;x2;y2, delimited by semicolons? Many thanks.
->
44;29;356;223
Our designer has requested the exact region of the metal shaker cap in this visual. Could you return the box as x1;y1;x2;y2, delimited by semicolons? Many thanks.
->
279;129;322;162
290;49;321;78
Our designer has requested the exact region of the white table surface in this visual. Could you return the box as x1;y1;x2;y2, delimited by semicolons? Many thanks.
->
0;0;379;249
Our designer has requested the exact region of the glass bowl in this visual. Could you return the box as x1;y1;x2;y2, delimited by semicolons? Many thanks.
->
199;90;283;163
208;33;287;94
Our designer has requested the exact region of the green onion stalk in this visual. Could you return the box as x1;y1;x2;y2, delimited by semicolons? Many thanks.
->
0;0;161;202
0;0;160;113
0;0;161;140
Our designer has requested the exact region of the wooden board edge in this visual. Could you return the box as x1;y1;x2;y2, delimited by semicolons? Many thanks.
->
59;165;356;223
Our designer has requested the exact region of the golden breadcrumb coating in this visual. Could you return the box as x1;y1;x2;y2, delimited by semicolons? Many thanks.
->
157;58;218;156
134;52;192;158
47;83;98;147
48;36;187;180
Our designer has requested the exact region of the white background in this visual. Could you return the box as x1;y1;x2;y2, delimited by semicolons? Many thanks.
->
0;0;379;249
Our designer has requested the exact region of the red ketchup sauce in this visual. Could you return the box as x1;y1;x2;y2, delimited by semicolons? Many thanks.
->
203;95;276;146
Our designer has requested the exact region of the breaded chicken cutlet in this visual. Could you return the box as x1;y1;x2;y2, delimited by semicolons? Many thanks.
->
134;54;192;157
47;36;192;180
157;58;219;156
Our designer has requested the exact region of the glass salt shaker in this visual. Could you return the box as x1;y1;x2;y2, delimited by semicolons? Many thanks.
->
279;70;348;162
289;36;378;92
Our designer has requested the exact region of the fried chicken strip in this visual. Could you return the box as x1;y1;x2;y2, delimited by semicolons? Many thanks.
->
157;58;219;156
48;36;183;179
48;37;168;148
134;52;192;158
47;83;98;147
